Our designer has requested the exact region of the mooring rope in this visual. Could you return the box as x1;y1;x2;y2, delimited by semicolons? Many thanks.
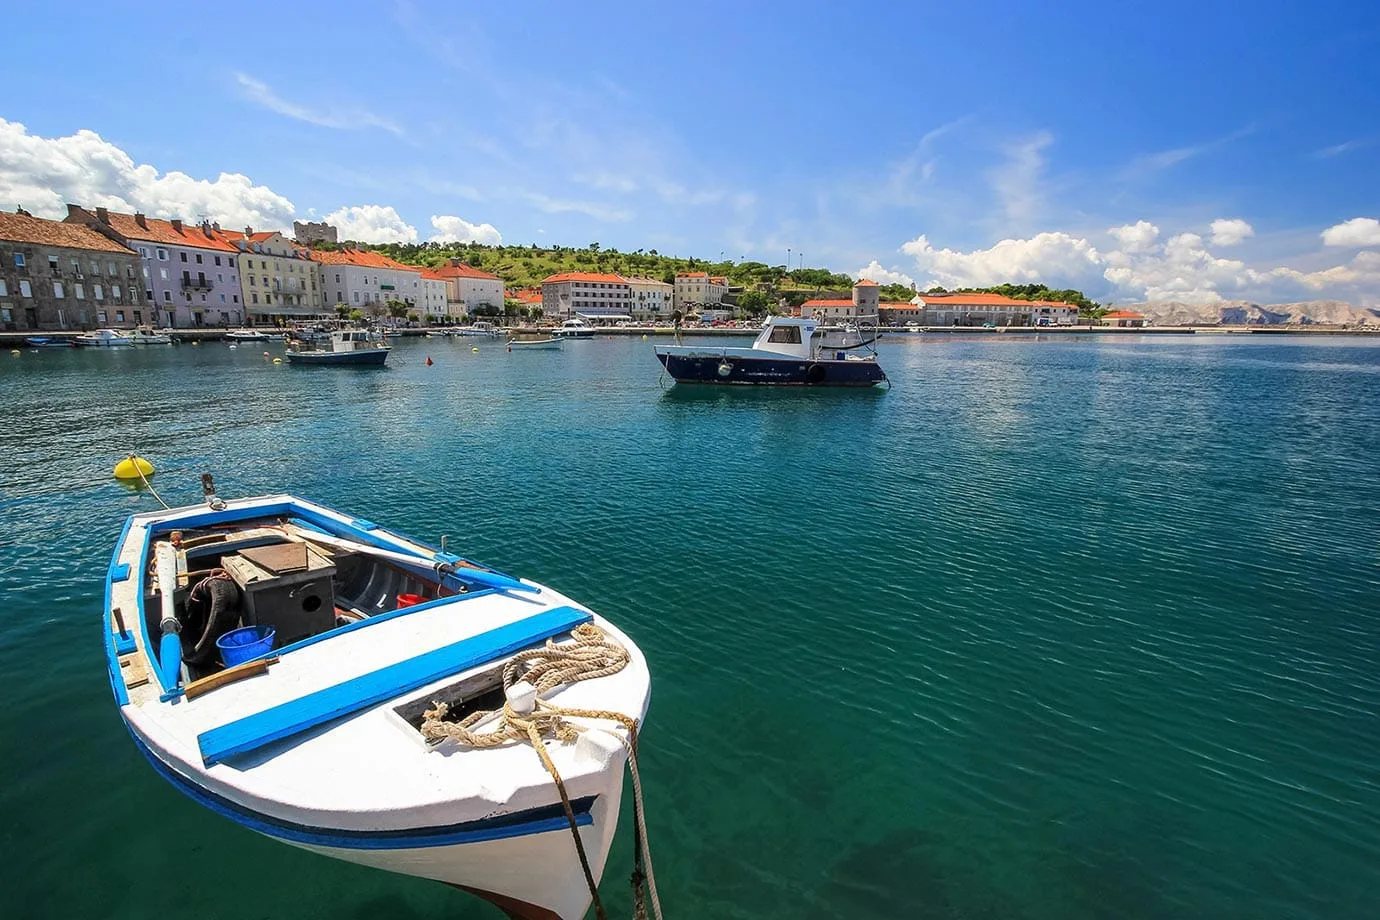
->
420;623;662;920
131;453;170;510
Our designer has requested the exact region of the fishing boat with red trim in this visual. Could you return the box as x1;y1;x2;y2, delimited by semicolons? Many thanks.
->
103;480;654;919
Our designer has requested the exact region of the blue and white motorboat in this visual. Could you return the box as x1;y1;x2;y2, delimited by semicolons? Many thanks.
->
226;329;269;342
654;315;887;386
285;329;390;366
24;336;72;348
104;491;652;919
455;321;501;338
74;328;134;347
552;319;594;340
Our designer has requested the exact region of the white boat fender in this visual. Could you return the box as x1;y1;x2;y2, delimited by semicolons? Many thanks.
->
505;680;537;714
717;360;733;377
575;728;624;770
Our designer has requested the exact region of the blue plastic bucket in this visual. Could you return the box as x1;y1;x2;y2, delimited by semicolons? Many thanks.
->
217;625;276;667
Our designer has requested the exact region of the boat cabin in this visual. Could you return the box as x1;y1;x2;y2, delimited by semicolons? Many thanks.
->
751;316;820;358
323;330;383;352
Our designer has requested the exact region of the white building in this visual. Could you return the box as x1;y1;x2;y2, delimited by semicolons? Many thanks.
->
916;293;1080;326
673;271;727;311
432;260;504;318
312;248;426;313
541;272;631;322
419;269;450;320
625;276;674;321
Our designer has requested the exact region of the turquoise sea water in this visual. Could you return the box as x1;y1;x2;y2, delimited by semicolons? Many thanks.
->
1;333;1378;919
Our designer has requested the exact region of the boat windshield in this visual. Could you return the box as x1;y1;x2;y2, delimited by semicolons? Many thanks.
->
767;325;801;344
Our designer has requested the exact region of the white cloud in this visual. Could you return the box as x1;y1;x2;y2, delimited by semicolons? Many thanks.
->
1210;218;1254;246
429;214;502;245
1108;220;1160;253
989;130;1053;224
902;231;1104;291
900;220;1380;306
855;260;914;288
1321;217;1380;248
323;205;418;243
520;191;632;222
0;118;295;228
234;73;404;138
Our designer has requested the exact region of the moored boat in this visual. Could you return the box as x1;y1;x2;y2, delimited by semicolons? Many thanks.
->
226;329;269;342
455;321;501;338
285;329;390;366
74;328;134;347
104;491;652;919
506;334;563;350
654;315;888;386
129;325;173;345
552;319;594;340
24;336;73;348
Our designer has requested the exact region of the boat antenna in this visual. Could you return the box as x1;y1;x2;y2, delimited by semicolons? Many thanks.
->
201;473;227;511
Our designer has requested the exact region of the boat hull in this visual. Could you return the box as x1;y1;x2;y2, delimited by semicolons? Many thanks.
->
285;348;390;366
656;351;886;386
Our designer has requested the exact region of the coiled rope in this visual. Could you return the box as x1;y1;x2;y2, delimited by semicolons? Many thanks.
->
420;623;663;920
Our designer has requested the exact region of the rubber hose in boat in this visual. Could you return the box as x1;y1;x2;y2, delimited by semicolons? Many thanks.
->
182;573;242;666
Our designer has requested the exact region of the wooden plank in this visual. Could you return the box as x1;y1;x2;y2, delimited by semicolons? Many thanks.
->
183;656;280;700
197;606;592;767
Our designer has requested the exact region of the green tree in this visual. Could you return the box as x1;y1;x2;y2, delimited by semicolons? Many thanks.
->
736;290;771;316
385;300;408;320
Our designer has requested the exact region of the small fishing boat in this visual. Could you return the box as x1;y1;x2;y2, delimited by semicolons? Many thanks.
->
226;329;269;342
74;328;134;347
506;334;563;351
455;321;501;338
285;329;390;366
104;489;652;919
129;326;173;345
654;315;888;386
552;319;594;340
24;336;72;348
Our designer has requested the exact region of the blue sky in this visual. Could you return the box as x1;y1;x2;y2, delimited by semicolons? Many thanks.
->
2;0;1379;304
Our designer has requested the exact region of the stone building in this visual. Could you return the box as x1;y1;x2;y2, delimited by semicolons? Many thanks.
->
293;220;338;245
0;207;144;331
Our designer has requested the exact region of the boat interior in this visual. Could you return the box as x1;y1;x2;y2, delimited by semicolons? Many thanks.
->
141;516;460;682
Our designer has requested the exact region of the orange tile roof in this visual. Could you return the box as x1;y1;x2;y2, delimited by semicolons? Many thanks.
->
92;210;240;252
309;248;420;273
433;263;501;281
419;268;446;280
854;279;879;286
1102;310;1145;319
878;301;916;308
919;293;1079;308
709;276;728;284
802;299;856;307
510;288;543;303
542;271;628;284
0;210;138;255
675;271;709;279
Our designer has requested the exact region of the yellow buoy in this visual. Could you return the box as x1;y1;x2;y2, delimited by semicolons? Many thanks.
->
641;334;647;340
114;456;155;480
472;346;479;353
10;349;20;355
272;357;283;364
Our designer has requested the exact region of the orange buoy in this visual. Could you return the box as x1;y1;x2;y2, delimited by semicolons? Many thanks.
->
425;356;433;366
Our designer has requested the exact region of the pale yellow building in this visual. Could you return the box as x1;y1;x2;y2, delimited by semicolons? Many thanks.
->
218;229;327;323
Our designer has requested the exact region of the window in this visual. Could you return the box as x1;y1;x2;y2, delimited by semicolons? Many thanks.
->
157;248;168;260
185;292;191;302
163;290;171;303
768;325;801;344
195;253;202;264
134;311;142;323
142;265;150;279
251;293;259;304
113;285;121;300
13;252;24;267
139;246;150;258
245;259;253;269
108;261;117;276
75;284;85;300
219;294;225;303
159;268;168;281
228;257;234;267
49;255;59;271
335;273;340;283
54;280;66;297
98;311;107;323
94;284;103;299
180;252;187;263
214;255;221;266
0;280;4;296
232;294;238;304
116;311;125;322
353;291;359;303
20;280;31;297
249;275;255;286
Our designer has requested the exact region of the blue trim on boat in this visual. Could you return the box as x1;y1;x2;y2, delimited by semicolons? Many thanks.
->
198;605;594;766
109;562;131;583
104;515;136;706
128;727;594;849
352;518;379;531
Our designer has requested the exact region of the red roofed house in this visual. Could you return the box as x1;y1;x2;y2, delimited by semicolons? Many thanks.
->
431;259;504;318
1099;310;1147;328
64;205;245;328
917;292;1079;327
312;247;425;315
799;278;883;322
1;207;144;331
541;272;631;322
673;271;727;312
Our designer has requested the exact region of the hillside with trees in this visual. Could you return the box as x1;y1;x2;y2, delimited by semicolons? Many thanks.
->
323;239;1099;316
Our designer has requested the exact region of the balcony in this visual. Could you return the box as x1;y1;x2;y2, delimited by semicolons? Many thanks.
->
181;276;213;291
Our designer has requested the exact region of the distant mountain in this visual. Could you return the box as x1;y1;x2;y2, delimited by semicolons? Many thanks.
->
1126;300;1380;326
